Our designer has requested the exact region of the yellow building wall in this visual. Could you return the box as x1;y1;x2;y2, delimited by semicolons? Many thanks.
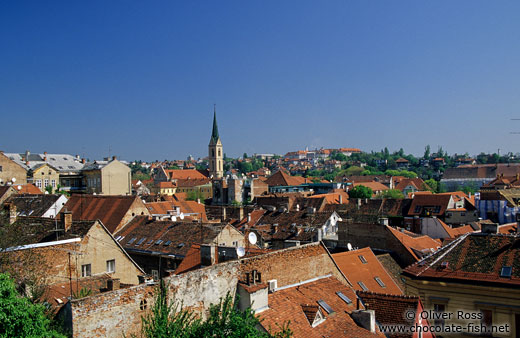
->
32;165;60;192
101;160;131;195
77;222;142;285
405;277;520;338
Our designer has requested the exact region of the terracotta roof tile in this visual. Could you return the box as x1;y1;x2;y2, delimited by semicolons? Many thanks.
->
403;233;520;287
332;247;403;295
258;276;383;338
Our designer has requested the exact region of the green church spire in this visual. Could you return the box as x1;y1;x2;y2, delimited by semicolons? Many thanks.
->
210;104;220;144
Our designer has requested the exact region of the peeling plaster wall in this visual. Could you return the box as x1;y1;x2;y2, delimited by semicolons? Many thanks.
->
70;261;240;338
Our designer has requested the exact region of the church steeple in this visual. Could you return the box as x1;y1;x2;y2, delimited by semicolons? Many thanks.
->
208;105;223;178
210;104;220;145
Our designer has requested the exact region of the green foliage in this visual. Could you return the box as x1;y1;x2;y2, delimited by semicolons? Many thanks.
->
348;185;373;199
377;189;404;199
384;170;417;178
44;185;53;194
130;281;292;338
330;151;347;162
424;179;438;193
341;166;364;176
167;165;180;170
0;273;65;338
231;200;241;207
73;287;92;299
186;189;204;202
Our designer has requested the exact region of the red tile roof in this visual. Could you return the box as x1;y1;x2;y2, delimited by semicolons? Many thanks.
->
386;226;441;261
403;233;520;287
258;276;383;338
164;169;208;180
265;170;309;187
408;194;453;216
356;291;427;338
64;195;147;233
14;184;41;194
332;247;403;295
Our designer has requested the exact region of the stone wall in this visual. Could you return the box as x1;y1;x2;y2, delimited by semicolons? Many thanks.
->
0;152;27;185
69;260;240;338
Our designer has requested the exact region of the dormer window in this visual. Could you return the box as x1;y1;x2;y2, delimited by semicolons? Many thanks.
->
301;304;325;327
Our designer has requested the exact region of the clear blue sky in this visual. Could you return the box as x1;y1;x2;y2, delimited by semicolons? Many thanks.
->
1;1;519;161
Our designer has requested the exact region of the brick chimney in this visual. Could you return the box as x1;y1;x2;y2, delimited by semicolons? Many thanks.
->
4;203;17;224
60;210;73;231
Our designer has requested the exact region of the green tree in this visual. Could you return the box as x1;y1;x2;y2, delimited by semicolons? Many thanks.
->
44;185;53;194
423;145;431;160
377;189;404;199
186;189;204;202
348;185;373;199
0;273;65;338
424;179;438;193
131;281;292;338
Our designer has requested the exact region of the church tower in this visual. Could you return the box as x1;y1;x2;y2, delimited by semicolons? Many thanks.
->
208;106;224;178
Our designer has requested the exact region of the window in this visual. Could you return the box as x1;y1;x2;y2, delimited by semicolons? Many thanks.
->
35;179;42;188
136;238;146;245
358;281;369;291
51;180;56;188
374;277;386;288
81;264;91;277
481;309;492;335
336;291;352;304
128;237;137;245
501;266;512;278
358;255;367;264
433;304;445;327
414;206;421;213
106;259;115;273
140;299;147;311
461;212;466;216
317;300;334;314
44;179;49;187
0;166;3;172
152;270;159;280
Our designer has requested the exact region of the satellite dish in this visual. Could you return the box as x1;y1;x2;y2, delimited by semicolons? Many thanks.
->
236;246;245;257
248;232;257;245
347;243;353;251
11;178;16;183
180;213;184;220
17;185;22;190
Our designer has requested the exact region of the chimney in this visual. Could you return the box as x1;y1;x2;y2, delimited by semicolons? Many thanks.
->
25;150;30;159
247;213;251;223
81;158;85;164
482;223;498;234
61;210;73;231
339;194;343;204
351;310;376;333
106;278;120;291
5;203;16;224
112;156;116;161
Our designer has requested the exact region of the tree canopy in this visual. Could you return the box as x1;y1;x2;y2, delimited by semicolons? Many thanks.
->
0;273;65;338
348;185;373;199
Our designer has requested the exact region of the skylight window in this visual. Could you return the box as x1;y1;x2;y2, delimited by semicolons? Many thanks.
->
336;291;352;304
317;300;334;314
500;266;512;278
164;241;172;246
128;237;137;245
155;239;163;245
178;243;185;248
358;255;367;264
136;238;146;245
374;277;386;288
117;236;125;242
358;281;369;291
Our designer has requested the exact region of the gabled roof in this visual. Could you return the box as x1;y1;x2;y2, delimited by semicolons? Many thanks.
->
356;291;423;338
13;184;41;194
332;247;403;295
164;169;208;180
408;194;453;216
114;217;226;257
435;219;475;239
3;216;97;246
175;178;211;187
257;210;336;228
258;276;383;338
6;194;62;217
352;182;389;192
264;170;309;187
403;233;520;287
386;226;441;261
63;195;146;233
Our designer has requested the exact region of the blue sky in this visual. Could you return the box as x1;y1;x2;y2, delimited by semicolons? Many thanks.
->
1;1;519;161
